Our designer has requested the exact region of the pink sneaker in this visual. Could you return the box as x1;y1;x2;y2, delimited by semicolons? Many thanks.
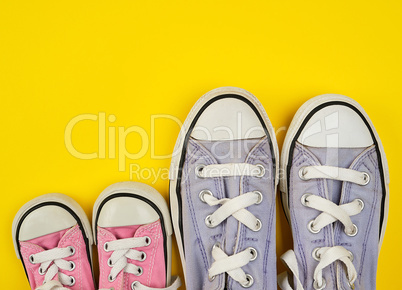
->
93;182;181;290
12;193;95;290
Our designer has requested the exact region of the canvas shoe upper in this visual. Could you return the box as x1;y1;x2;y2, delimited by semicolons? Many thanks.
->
278;94;390;290
169;87;279;289
12;193;95;290
93;182;181;290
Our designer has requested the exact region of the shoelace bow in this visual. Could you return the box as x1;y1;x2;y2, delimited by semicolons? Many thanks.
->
198;162;265;288
100;236;181;290
279;165;367;290
30;246;76;290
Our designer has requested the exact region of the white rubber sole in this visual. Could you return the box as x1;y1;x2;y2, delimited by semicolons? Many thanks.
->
280;94;390;251
12;192;94;264
168;86;280;282
92;181;173;284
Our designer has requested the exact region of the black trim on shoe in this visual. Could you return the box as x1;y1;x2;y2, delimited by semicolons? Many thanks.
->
285;101;387;239
15;202;93;283
94;193;169;278
174;93;277;256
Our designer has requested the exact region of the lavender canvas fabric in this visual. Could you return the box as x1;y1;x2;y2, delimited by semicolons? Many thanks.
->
288;142;382;290
180;136;277;290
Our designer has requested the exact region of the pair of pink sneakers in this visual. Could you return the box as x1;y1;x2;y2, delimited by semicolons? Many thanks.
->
12;182;181;290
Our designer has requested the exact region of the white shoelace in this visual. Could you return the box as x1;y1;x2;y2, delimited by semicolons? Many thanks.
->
36;280;70;290
279;165;367;290
30;246;76;290
103;236;149;282
100;236;181;290
129;277;181;290
100;278;181;290
198;162;264;288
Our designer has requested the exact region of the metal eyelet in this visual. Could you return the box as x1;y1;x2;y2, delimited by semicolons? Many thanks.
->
139;251;147;261
104;242;110;252
108;274;116;282
205;215;215;228
69;261;76;271
196;164;206;178
213;242;221;250
256;164;265;178
69;276;76;286
301;193;312;206
144;236;151;246
345;224;358;237
312;247;321;261
254;191;263;204
68;246;75;256
356;198;365;211
362;172;370;185
241;274;254;288
107;258;113;267
135;266;143;276
208;237;220;282
208;243;220;281
308;220;321;234
252;219;262;232
313;278;326;290
248;247;258;261
348;251;354;262
299;166;309;180
38;267;45;275
199;190;213;203
131;281;140;289
29;255;35;264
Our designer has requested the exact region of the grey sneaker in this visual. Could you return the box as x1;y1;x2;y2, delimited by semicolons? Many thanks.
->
278;94;390;290
169;87;279;289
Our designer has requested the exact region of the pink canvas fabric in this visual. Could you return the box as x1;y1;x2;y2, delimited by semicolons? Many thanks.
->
19;224;95;290
97;219;166;290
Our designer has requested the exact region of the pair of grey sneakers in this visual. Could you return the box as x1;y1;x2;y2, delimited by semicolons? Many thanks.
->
169;87;389;290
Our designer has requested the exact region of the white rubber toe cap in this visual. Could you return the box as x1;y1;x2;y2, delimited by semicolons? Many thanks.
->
93;182;172;235
190;98;265;141
97;197;159;227
19;206;77;241
297;102;373;148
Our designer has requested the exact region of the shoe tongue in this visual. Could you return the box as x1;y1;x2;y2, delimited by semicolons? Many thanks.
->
306;146;367;204
194;137;260;165
195;137;263;255
104;224;142;239
195;138;263;197
26;227;71;250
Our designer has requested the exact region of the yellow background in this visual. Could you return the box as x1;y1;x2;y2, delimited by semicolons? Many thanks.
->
1;0;401;288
